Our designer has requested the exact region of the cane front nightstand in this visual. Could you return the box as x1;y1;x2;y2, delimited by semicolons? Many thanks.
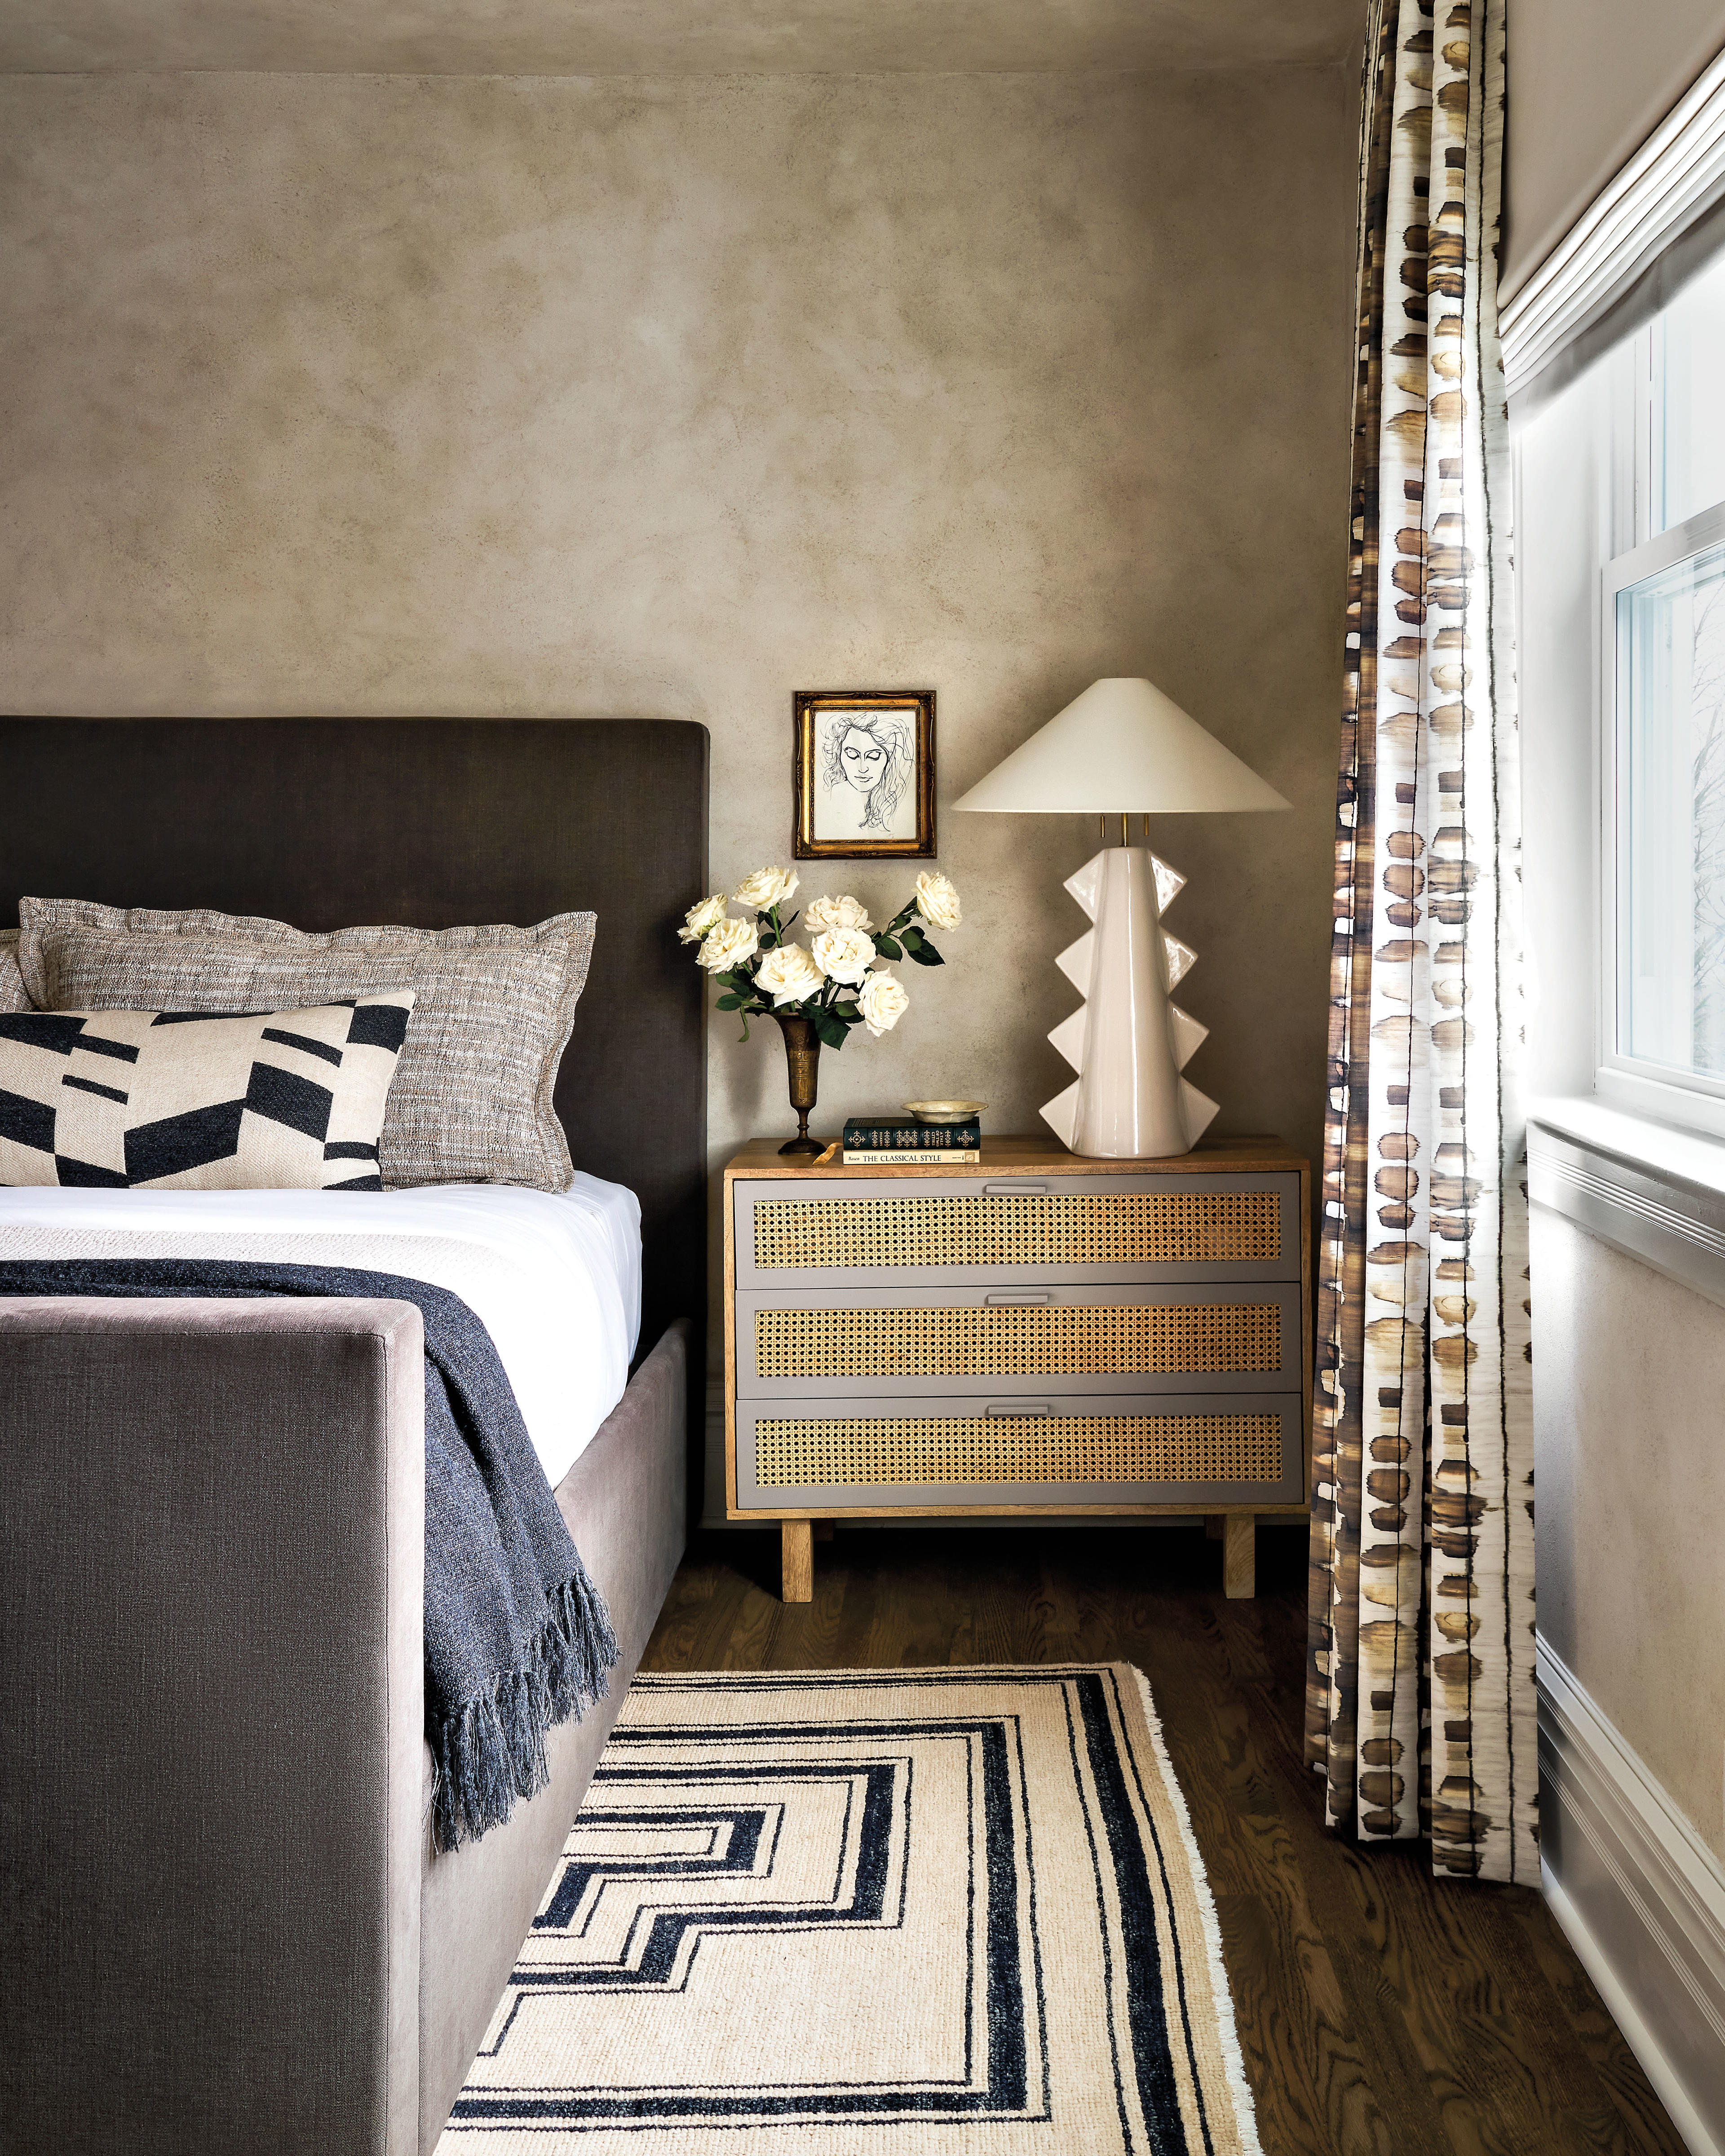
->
722;1136;1312;1602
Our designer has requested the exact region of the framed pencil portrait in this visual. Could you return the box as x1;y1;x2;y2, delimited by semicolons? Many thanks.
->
793;689;936;860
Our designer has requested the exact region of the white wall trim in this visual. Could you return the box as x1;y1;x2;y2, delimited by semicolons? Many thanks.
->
1543;1867;1724;2156
1502;42;1725;399
1539;1639;1725;2154
1528;1103;1725;1313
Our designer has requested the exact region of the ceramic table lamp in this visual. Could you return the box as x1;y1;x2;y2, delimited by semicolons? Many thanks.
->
953;677;1289;1159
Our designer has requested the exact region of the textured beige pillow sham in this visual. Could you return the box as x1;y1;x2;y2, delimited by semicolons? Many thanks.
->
18;900;597;1192
0;931;26;1015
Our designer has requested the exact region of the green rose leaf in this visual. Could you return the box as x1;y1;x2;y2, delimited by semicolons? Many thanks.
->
716;993;742;1010
814;1010;850;1048
874;933;902;959
906;941;944;966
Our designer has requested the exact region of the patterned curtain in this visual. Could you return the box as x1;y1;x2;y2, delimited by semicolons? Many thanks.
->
1305;0;1537;1884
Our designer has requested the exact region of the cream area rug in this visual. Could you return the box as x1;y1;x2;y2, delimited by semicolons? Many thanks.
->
440;1666;1262;2155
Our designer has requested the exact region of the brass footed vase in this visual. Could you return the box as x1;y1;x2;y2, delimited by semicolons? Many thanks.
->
774;1012;824;1156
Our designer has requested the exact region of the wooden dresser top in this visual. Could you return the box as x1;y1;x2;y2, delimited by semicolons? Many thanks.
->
724;1136;1307;1182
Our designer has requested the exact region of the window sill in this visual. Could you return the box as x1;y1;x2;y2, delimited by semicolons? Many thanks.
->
1527;1095;1725;1311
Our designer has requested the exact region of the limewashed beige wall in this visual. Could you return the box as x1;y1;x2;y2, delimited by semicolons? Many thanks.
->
0;68;1356;1428
1531;1211;1725;1861
0;0;1365;75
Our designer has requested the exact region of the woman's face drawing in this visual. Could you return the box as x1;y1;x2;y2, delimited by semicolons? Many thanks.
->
839;725;887;797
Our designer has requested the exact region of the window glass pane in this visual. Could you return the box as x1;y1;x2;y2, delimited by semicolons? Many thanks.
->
1619;536;1725;1075
1657;248;1725;532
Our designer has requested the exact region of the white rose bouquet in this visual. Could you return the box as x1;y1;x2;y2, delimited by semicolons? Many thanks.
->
677;866;960;1049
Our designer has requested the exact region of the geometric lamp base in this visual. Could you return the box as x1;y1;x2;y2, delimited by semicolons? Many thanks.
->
1040;845;1217;1159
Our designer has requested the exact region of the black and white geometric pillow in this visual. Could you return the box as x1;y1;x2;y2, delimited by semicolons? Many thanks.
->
0;994;414;1191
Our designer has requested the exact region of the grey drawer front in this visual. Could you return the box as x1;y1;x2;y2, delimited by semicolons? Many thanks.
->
735;1283;1301;1398
734;1173;1301;1286
734;1390;1303;1511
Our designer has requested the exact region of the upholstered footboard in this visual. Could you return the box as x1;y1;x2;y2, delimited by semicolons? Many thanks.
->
0;1299;688;2156
417;1320;688;2150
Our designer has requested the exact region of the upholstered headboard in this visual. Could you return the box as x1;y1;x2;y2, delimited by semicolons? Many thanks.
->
0;716;709;1371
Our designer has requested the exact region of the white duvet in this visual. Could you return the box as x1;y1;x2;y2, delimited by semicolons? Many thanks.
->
0;1175;642;1487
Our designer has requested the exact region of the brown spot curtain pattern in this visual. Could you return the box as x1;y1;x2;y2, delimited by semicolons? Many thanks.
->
1306;0;1536;1882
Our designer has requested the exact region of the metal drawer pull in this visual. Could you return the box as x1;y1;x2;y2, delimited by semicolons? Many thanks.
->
982;1180;1048;1195
986;1402;1053;1417
983;1291;1054;1307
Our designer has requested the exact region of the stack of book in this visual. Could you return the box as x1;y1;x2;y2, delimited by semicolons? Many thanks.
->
842;1113;982;1166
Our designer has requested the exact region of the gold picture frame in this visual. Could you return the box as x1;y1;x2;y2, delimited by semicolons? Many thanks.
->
793;689;936;860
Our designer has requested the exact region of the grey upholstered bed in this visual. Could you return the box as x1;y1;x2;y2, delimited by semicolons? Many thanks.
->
0;718;708;2155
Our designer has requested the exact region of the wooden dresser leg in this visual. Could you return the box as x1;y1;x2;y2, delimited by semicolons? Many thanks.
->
1222;1513;1255;1600
781;1519;814;1603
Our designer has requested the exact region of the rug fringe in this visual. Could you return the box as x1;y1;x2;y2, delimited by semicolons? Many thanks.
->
1127;1662;1266;2156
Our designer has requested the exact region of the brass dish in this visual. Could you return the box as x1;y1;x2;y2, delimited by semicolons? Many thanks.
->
902;1099;987;1124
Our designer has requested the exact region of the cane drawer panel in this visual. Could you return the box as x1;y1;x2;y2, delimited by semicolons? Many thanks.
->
733;1173;1300;1286
735;1284;1300;1397
733;1392;1303;1511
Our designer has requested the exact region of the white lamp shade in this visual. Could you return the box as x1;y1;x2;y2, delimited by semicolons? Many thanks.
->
952;676;1290;816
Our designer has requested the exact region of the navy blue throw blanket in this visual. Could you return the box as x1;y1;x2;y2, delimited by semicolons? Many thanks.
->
0;1257;618;1852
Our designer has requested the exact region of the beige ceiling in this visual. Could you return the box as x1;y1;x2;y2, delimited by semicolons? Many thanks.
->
0;0;1363;75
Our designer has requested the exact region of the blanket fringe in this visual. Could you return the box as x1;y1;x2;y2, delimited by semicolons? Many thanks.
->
431;1554;620;1852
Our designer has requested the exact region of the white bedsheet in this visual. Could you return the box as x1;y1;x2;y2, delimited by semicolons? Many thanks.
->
0;1174;642;1487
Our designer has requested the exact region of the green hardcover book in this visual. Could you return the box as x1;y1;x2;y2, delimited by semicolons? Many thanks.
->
842;1113;982;1150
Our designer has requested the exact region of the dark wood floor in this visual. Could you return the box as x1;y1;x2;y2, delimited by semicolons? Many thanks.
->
640;1520;1685;2156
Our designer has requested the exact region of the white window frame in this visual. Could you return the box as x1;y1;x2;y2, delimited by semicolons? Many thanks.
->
1596;325;1725;1138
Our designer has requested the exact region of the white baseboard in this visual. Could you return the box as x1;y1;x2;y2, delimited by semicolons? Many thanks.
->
1539;1640;1725;2155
